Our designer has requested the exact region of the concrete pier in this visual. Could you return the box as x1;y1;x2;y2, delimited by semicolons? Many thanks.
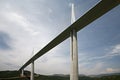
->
70;30;79;80
21;69;24;77
70;3;79;80
30;61;34;80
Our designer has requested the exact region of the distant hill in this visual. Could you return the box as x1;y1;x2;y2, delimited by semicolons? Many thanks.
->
89;73;120;77
0;70;31;80
0;70;120;80
0;70;30;78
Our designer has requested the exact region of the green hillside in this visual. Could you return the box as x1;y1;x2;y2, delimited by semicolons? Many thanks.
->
0;70;120;80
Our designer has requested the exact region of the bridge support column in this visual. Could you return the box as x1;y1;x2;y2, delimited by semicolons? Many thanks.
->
21;69;24;77
70;29;79;80
31;61;34;80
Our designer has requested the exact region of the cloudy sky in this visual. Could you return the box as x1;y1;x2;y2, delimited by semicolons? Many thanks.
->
0;0;120;75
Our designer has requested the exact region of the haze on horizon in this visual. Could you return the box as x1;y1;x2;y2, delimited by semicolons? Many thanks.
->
0;0;120;75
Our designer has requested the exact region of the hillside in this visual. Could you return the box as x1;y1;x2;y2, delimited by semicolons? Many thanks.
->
0;70;30;80
0;70;120;80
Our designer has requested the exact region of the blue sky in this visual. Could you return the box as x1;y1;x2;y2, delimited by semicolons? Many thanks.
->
0;0;120;75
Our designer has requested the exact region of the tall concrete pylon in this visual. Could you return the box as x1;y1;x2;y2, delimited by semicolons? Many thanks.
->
70;3;79;80
31;49;34;80
71;3;75;24
31;61;34;80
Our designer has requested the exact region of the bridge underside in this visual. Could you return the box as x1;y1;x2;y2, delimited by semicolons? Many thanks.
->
19;0;119;71
19;1;120;80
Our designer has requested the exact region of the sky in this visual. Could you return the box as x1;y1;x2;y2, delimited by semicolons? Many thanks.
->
0;0;120;75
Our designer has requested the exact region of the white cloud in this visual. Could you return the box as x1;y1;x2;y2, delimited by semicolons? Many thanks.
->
48;8;53;14
106;68;113;72
0;5;63;72
31;47;70;75
79;62;105;75
110;44;120;55
78;44;120;75
79;44;120;62
4;11;40;36
106;68;120;73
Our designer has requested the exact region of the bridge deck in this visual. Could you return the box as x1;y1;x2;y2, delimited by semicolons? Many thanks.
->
19;0;120;71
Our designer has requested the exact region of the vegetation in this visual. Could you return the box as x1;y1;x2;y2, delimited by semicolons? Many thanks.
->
35;75;120;80
0;70;120;80
0;70;30;80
